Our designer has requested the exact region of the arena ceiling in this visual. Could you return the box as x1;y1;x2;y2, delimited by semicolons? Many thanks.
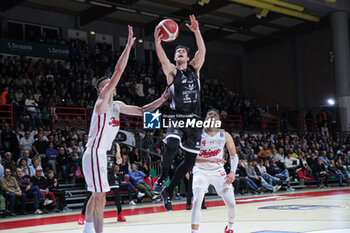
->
2;0;350;49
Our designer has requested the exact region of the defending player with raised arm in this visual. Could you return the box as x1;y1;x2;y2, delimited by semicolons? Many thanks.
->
191;109;238;233
82;25;168;233
153;14;207;211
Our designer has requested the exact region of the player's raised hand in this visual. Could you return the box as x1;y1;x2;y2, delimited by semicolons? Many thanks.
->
160;87;169;102
116;158;122;165
186;14;199;33
154;25;163;44
225;172;235;184
127;25;136;47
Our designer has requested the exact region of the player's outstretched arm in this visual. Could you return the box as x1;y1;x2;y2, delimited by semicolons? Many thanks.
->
96;25;136;115
187;14;206;74
116;88;169;116
154;26;176;85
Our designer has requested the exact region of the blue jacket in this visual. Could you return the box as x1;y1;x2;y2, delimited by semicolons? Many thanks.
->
129;171;146;185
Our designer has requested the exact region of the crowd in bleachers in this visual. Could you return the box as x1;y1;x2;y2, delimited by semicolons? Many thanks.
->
0;38;262;130
229;131;350;195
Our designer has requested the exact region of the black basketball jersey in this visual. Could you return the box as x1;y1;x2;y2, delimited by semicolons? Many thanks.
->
168;65;201;116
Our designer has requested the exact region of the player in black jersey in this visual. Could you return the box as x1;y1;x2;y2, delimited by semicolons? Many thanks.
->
153;14;206;211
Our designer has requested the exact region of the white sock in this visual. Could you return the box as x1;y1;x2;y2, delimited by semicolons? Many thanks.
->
83;222;93;233
228;223;234;230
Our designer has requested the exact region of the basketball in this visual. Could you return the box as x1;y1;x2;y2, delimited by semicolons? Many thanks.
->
158;19;179;42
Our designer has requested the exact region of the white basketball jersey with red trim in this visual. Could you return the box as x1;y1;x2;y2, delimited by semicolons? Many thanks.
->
195;129;226;171
86;101;120;151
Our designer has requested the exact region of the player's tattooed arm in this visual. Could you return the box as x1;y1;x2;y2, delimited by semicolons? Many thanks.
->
154;26;176;85
116;88;169;116
187;14;206;75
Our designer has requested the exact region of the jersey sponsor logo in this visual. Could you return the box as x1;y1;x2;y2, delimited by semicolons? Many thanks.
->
199;148;221;158
220;171;226;176
108;117;120;127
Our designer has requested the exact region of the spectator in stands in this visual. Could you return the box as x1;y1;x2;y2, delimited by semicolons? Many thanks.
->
68;145;81;177
30;156;42;176
57;147;70;182
0;86;8;105
307;153;317;168
245;160;280;193
32;133;48;167
236;159;262;194
15;167;49;214
18;158;35;177
2;152;16;172
255;160;279;185
0;168;26;216
25;95;40;128
328;160;349;186
321;151;330;167
108;165;142;221
1;124;19;159
46;170;71;212
114;164;144;206
45;142;58;174
265;159;294;191
120;155;131;175
0;155;3;179
312;157;329;188
129;163;159;201
284;152;299;180
129;148;142;167
298;152;309;171
336;159;350;183
17;149;32;166
246;149;257;161
257;144;272;161
30;167;58;212
19;131;35;154
272;148;285;164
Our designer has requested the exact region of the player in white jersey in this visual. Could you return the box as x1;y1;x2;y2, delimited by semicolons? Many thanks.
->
82;26;169;233
191;109;238;233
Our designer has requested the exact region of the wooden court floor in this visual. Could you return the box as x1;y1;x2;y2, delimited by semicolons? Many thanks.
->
0;188;349;233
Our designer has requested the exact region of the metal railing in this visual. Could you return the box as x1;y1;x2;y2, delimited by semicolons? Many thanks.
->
52;106;87;130
297;118;315;133
261;116;281;132
221;115;243;132
0;104;13;128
